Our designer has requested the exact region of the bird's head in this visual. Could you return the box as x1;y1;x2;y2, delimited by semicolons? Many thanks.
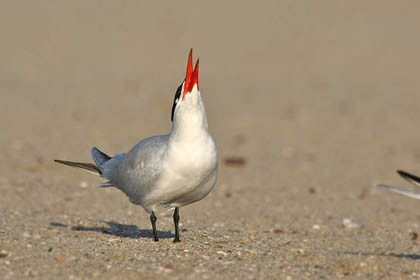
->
171;49;203;123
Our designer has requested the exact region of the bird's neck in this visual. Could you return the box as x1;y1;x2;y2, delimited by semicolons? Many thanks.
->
170;97;209;143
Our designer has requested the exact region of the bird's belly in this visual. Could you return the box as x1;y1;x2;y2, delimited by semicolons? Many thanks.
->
140;133;218;211
169;169;217;206
144;156;218;210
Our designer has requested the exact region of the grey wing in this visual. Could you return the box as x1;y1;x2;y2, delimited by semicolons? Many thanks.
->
377;184;420;200
108;134;169;203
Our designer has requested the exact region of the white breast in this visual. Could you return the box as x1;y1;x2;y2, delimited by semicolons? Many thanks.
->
142;87;218;212
144;133;218;212
144;135;218;211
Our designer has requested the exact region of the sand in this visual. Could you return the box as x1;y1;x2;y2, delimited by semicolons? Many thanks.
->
2;1;420;279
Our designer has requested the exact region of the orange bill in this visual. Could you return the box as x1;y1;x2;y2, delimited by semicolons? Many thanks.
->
187;59;199;94
183;49;199;98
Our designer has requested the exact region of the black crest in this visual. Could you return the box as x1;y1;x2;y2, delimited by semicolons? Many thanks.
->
171;83;183;122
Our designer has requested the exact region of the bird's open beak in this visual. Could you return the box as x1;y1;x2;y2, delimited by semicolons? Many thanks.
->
183;49;199;99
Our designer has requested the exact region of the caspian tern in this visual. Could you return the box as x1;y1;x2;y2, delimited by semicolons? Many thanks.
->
377;170;420;199
55;49;218;242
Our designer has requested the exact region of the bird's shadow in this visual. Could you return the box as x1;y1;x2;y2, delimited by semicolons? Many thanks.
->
51;221;174;239
344;251;420;260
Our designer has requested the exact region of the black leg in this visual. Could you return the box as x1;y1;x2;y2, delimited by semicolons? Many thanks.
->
173;207;181;243
150;211;159;242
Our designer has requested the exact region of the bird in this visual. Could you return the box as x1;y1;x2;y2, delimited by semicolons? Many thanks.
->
377;170;420;199
55;49;218;242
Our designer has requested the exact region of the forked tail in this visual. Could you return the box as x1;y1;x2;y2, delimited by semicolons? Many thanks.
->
54;147;112;176
54;159;102;175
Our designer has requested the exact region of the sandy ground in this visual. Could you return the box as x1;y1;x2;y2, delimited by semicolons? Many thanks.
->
2;1;420;279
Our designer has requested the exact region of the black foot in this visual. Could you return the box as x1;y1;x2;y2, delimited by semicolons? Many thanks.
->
173;207;181;243
150;211;159;242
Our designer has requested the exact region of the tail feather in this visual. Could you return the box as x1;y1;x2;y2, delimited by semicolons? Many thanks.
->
97;181;113;188
55;147;120;188
54;159;101;175
91;147;112;173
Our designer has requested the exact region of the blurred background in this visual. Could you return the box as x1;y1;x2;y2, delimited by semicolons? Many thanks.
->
2;1;420;176
2;1;420;278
